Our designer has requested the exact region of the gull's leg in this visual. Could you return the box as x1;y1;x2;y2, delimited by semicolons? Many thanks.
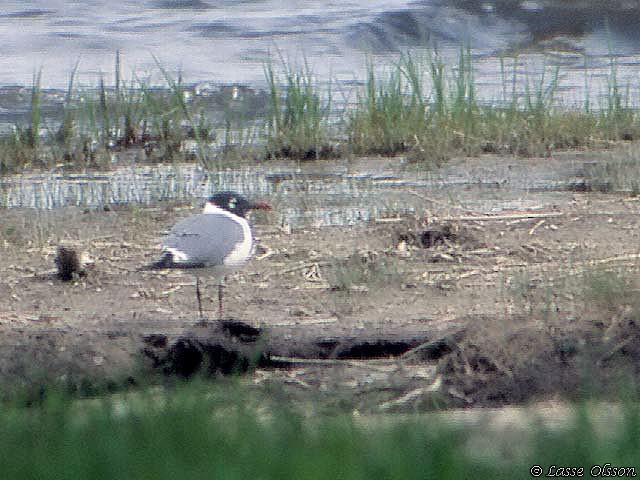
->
196;276;204;320
217;276;227;319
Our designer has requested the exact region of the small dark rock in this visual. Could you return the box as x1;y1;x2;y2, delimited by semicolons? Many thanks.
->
566;181;591;192
219;319;262;342
336;341;413;359
163;338;252;377
165;339;204;377
143;334;168;348
421;225;457;248
55;246;84;281
315;338;340;358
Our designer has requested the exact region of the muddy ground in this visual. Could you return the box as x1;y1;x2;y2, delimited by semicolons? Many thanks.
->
2;152;640;411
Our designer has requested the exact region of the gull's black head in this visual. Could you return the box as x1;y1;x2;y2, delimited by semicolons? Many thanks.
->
207;191;271;218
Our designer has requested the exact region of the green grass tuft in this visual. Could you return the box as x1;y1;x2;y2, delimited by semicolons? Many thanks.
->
330;251;403;292
348;56;427;158
264;58;336;160
3;46;640;175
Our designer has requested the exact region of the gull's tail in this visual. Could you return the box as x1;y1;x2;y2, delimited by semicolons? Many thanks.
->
139;253;174;271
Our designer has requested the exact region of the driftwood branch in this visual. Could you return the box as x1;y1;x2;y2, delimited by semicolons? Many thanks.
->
142;318;465;378
442;212;563;222
407;189;480;214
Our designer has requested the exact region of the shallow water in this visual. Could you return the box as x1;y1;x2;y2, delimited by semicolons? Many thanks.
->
2;2;640;132
2;0;640;92
0;1;637;226
0;153;591;228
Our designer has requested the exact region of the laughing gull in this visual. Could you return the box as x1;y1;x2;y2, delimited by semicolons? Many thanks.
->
143;191;271;318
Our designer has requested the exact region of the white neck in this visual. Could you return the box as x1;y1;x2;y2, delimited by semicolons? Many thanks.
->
202;201;250;231
202;202;254;267
203;202;231;216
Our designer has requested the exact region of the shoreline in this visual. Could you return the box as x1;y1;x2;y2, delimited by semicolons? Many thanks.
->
2;148;640;410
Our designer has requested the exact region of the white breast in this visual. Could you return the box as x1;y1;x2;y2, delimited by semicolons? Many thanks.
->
203;202;254;268
224;215;253;267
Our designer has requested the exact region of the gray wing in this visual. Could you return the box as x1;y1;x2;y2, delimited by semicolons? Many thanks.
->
162;213;245;267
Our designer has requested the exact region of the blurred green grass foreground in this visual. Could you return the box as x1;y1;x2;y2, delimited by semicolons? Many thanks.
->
2;382;640;480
